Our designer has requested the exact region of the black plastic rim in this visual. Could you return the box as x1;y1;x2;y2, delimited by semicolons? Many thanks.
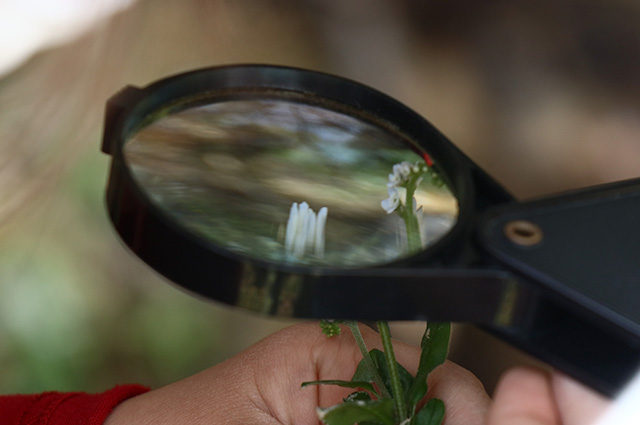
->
102;64;492;319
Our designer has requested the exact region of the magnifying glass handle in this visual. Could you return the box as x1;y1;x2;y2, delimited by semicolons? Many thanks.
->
297;268;519;323
480;177;640;397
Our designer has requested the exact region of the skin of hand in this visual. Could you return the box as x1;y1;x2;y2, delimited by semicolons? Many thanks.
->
488;366;609;425
105;322;490;425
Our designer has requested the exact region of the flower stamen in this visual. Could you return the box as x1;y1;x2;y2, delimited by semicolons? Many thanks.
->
285;202;328;260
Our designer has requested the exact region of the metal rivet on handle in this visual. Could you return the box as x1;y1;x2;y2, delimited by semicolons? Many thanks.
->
504;220;543;246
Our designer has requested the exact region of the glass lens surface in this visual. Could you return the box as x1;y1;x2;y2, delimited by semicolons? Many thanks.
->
124;97;458;267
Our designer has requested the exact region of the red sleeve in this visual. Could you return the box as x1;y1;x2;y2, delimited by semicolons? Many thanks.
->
0;384;149;425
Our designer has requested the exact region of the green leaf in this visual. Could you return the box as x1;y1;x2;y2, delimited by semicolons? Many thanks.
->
408;379;428;407
301;380;377;396
377;349;415;399
318;399;395;425
346;322;392;399
412;398;445;425
351;352;376;382
351;349;413;400
408;323;451;404
344;391;372;402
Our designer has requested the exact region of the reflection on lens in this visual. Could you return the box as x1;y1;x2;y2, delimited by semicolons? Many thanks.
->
124;97;458;267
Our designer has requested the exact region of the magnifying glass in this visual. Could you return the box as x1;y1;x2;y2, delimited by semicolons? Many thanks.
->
102;64;640;397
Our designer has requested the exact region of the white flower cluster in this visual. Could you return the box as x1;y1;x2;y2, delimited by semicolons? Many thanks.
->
381;187;401;214
285;202;328;259
381;161;428;214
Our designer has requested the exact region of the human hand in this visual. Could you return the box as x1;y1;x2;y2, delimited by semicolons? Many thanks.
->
105;322;489;425
488;366;609;425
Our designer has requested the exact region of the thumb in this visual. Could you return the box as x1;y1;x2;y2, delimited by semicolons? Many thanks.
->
488;367;560;425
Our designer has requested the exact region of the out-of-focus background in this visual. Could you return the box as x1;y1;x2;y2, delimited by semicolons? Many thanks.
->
2;0;640;395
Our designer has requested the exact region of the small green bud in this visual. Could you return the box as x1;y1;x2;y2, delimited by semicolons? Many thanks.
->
320;320;342;337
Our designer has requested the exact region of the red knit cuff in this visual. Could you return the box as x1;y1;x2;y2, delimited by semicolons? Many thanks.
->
1;385;150;425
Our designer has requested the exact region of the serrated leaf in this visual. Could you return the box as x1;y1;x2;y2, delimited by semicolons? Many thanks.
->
412;398;445;425
301;380;377;395
408;323;451;404
318;399;395;425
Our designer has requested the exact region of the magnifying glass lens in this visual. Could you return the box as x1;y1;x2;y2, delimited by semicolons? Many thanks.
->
124;96;458;267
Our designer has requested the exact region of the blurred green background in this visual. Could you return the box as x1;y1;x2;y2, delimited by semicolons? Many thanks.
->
2;0;640;395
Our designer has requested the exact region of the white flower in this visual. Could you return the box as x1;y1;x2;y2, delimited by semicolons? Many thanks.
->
387;172;402;188
386;160;428;190
391;162;412;184
285;202;328;259
382;160;431;249
314;206;328;257
381;187;400;214
382;160;432;215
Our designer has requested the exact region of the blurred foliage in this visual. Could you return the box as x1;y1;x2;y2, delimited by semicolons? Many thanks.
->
0;148;227;393
0;0;313;394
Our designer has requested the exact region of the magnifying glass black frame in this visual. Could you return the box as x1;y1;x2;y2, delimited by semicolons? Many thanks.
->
102;64;640;397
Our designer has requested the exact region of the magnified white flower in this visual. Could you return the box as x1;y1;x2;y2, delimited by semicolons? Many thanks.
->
381;187;400;214
285;202;328;259
381;159;434;250
386;160;428;190
315;206;328;257
381;160;430;215
394;161;412;181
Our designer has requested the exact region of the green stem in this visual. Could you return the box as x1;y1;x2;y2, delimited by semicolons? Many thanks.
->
402;184;422;252
378;321;407;421
346;321;391;399
402;211;422;252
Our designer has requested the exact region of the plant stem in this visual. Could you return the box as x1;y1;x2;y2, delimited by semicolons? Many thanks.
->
378;321;407;421
402;212;422;252
402;182;422;252
346;321;391;399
